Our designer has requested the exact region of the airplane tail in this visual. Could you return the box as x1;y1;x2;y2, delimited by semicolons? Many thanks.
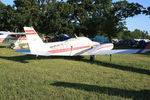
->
24;27;47;55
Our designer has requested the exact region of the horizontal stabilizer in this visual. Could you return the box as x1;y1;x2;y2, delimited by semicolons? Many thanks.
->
16;49;53;56
16;49;31;54
0;31;24;35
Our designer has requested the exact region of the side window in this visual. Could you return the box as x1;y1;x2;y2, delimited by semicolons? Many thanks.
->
10;35;17;38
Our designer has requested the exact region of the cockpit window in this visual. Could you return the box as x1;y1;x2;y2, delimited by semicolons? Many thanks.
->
44;34;71;42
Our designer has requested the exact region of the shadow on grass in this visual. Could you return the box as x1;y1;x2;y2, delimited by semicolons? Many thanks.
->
0;54;51;63
0;46;7;48
0;55;149;75
71;57;150;75
0;55;74;63
51;81;150;100
142;51;150;56
56;56;150;75
0;55;36;63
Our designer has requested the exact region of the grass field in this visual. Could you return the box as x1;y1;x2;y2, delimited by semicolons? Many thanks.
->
0;43;150;100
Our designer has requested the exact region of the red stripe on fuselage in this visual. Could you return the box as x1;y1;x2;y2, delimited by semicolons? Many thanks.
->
25;30;35;32
0;38;5;42
26;33;37;35
48;44;113;54
48;46;91;53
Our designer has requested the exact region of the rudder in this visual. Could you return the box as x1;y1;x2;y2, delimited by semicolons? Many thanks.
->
24;27;46;55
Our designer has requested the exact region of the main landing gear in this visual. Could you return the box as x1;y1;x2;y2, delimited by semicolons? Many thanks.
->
90;55;95;62
90;54;112;62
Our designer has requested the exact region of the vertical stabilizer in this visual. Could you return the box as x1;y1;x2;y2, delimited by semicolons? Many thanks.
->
24;27;46;55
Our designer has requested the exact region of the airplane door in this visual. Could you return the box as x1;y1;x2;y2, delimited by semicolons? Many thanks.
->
66;40;75;56
62;41;72;56
68;39;81;56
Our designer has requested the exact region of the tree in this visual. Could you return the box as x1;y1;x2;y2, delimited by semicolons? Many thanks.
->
66;0;145;40
13;0;41;31
0;1;17;31
38;2;75;35
142;6;150;15
0;0;149;40
117;29;150;39
97;1;145;41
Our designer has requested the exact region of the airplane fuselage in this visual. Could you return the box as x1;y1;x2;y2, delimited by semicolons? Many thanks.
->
17;27;114;56
43;37;114;56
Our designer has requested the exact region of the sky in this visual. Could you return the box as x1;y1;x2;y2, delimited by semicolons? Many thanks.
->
0;0;150;34
113;0;150;34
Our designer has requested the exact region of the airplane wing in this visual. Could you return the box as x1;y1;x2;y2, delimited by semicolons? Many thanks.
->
9;32;25;35
16;49;31;54
0;31;24;35
81;49;150;55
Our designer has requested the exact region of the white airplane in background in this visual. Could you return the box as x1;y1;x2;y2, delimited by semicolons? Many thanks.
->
16;27;150;59
0;31;27;48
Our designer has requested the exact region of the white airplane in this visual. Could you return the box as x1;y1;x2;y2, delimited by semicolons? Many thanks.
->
16;27;150;58
0;31;27;48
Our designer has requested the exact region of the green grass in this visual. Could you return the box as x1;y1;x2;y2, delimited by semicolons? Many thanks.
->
0;43;150;100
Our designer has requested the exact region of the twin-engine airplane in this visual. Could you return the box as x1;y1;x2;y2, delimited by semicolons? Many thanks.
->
0;31;27;46
16;27;150;58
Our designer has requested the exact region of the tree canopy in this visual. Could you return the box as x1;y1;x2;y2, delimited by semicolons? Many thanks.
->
0;0;149;39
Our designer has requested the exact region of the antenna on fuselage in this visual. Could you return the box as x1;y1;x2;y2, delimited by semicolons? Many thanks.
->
74;34;78;38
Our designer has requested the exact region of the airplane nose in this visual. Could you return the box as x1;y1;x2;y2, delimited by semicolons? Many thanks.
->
111;43;114;49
